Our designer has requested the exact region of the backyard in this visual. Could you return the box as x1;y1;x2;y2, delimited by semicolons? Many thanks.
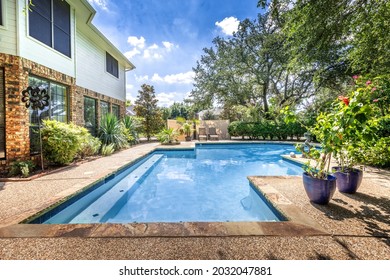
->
0;0;389;270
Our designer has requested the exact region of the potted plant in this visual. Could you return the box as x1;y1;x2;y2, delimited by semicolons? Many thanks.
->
299;143;337;205
283;107;337;204
180;122;193;141
326;76;379;193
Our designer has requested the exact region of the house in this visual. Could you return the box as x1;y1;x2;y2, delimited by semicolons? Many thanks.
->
126;105;136;116
0;0;135;171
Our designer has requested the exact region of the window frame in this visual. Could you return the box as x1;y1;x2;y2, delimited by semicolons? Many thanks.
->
0;0;5;28
83;96;97;136
111;104;120;119
99;100;110;120
0;68;5;159
28;0;71;58
105;52;119;78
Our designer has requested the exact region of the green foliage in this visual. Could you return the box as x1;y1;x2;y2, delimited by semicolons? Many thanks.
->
156;128;179;144
100;144;115;157
354;137;390;168
178;121;193;137
169;102;190;119
121;115;140;145
98;113;128;150
377;115;390;138
78;134;101;159
282;0;390;76
9;160;36;177
228;120;304;140
41;120;86;165
134;84;164;140
189;12;315;119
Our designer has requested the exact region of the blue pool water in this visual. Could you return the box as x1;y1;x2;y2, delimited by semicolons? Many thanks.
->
31;143;302;224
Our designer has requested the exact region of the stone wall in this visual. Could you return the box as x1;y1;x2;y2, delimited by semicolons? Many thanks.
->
0;53;125;172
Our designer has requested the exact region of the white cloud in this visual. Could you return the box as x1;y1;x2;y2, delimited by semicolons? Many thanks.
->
156;92;189;107
134;74;149;82
88;0;108;10
162;41;177;52
127;36;146;49
124;48;141;59
151;71;194;84
215;16;240;36
124;37;178;60
126;84;134;90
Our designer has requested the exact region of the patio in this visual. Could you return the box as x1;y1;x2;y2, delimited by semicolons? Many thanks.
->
0;142;389;260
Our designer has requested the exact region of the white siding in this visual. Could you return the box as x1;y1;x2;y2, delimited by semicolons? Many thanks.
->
0;0;17;55
17;0;76;77
75;30;126;101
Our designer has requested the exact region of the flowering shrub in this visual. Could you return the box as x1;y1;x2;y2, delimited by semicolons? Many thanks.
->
314;75;390;171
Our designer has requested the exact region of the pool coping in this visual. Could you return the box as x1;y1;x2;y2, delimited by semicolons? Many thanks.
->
0;141;329;238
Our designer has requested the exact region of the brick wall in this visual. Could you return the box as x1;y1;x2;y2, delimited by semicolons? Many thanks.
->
0;53;126;172
73;86;125;127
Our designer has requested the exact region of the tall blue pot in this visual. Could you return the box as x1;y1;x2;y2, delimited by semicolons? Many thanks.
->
302;172;337;205
332;167;363;194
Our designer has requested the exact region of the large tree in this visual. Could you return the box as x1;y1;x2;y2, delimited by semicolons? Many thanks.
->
190;12;316;120
134;84;164;140
260;0;390;76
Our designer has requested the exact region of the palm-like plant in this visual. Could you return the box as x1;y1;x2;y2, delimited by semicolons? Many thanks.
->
122;115;140;144
156;128;179;144
99;113;128;150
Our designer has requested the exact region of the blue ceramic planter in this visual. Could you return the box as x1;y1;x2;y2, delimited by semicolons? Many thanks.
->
332;167;363;194
302;172;337;205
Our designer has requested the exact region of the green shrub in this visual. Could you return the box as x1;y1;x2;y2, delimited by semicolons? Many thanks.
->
156;128;179;144
228;121;299;140
99;114;128;150
101;143;115;156
9;160;36;177
355;137;390;168
78;134;101;158
377;115;390;138
41;120;85;165
121;115;139;145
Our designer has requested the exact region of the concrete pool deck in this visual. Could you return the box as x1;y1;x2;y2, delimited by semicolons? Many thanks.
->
0;141;389;259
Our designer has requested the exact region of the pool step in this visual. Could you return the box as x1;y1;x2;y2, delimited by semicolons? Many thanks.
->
47;154;164;224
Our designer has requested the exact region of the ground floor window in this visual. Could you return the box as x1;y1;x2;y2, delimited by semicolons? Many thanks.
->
0;68;5;158
28;76;68;154
100;100;110;119
84;96;97;136
111;104;120;119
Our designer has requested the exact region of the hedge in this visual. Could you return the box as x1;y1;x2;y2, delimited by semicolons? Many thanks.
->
228;120;306;140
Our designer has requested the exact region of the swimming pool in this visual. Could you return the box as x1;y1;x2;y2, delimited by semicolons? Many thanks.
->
29;143;302;224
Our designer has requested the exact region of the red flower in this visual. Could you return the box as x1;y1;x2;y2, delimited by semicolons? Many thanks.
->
371;87;377;92
366;80;372;85
338;95;349;106
352;75;359;80
373;99;379;103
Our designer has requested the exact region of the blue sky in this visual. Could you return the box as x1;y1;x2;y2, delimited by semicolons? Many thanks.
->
87;0;260;106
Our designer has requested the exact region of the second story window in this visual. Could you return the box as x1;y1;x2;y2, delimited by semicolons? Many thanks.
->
106;52;119;78
29;0;71;57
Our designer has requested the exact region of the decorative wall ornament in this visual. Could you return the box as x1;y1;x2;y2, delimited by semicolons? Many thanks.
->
21;86;50;110
21;86;50;171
